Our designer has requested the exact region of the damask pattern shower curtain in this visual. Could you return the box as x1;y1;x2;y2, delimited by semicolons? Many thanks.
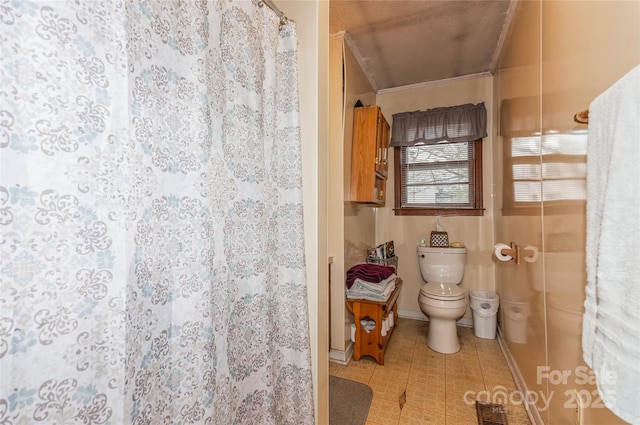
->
0;1;315;424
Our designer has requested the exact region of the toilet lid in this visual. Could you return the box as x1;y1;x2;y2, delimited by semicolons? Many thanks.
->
420;282;466;301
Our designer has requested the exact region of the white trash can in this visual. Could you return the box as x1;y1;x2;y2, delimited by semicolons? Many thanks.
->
469;291;499;339
501;294;530;344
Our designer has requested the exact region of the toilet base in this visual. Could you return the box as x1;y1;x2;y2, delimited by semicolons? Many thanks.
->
427;317;460;354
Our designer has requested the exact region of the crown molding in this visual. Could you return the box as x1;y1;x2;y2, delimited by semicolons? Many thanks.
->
490;0;520;72
343;32;379;93
377;72;493;95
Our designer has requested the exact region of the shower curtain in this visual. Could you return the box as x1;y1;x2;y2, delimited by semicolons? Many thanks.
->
0;1;315;424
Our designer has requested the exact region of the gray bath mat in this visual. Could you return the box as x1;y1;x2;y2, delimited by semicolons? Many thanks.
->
329;375;373;425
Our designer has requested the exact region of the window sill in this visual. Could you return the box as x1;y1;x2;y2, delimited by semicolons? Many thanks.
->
393;207;485;217
501;201;585;216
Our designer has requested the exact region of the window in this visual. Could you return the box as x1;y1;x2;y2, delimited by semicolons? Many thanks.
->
390;102;486;216
394;140;483;215
503;131;587;215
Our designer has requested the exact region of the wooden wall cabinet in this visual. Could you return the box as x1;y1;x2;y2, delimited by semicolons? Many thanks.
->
350;106;390;205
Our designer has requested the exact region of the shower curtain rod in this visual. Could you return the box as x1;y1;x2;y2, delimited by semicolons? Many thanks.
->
262;0;289;26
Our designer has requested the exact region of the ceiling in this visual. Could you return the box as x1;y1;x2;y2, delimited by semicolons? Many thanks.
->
329;0;515;91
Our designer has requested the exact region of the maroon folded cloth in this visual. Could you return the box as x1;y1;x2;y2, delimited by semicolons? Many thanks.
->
345;264;395;289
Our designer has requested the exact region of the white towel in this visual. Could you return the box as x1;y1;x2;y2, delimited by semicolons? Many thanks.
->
352;274;397;293
583;65;640;425
346;281;396;302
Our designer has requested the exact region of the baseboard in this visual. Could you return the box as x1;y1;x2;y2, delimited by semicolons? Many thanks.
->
398;309;427;321
329;342;353;366
497;327;544;425
398;309;474;328
457;317;473;328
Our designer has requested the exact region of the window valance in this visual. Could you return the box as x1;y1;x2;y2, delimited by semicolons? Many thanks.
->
390;102;487;147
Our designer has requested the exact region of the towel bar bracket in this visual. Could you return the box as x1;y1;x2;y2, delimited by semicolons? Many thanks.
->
499;242;538;265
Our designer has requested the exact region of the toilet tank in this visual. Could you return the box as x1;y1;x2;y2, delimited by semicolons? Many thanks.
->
417;246;467;284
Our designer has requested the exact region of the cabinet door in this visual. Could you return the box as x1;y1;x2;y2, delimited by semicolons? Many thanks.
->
350;106;390;205
375;111;390;178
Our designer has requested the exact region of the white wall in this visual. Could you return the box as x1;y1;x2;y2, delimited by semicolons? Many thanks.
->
276;1;329;424
328;37;377;359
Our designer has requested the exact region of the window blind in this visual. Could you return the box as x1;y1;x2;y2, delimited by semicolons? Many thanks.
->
400;141;477;207
509;133;587;203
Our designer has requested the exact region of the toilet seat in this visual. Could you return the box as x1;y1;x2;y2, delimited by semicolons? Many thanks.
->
420;282;466;301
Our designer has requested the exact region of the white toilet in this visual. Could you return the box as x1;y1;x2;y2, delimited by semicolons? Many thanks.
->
417;246;467;354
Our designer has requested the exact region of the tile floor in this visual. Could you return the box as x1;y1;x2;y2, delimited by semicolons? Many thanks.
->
329;318;532;425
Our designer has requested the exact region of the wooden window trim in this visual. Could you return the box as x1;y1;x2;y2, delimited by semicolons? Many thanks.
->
393;140;484;216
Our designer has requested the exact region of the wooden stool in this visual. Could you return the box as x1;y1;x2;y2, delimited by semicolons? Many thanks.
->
346;278;402;365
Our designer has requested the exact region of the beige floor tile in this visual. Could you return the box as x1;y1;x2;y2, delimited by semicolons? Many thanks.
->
446;355;480;367
480;364;514;384
459;338;477;349
444;397;478;423
458;328;477;345
365;419;392;425
446;358;480;371
390;336;418;350
412;346;445;368
368;374;408;402
483;375;518;392
398;405;446;425
446;385;484;405
329;361;344;376
407;365;445;387
449;369;484;382
396;318;425;331
411;362;445;376
385;351;415;365
404;382;446;413
368;368;409;396
445;361;482;376
476;346;504;358
480;351;505;362
374;356;412;372
476;383;522;407
415;328;429;345
445;377;485;394
337;357;377;384
385;341;416;364
445;415;477;425
480;360;514;375
394;318;420;329
446;348;479;363
365;420;388;425
346;320;532;425
367;393;402;424
393;324;420;339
